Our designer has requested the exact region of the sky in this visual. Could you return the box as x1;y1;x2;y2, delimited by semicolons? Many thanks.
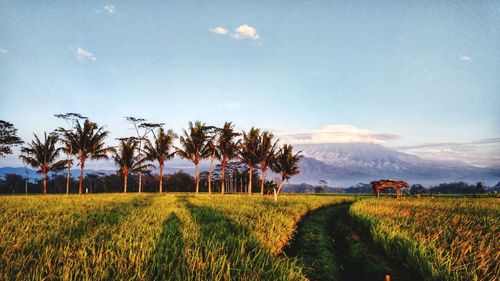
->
1;0;499;168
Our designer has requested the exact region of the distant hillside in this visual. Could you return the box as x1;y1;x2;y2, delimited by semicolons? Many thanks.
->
292;143;500;186
0;167;115;181
2;143;499;187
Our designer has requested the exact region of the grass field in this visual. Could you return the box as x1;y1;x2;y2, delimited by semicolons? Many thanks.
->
350;198;500;281
1;194;498;281
0;193;354;280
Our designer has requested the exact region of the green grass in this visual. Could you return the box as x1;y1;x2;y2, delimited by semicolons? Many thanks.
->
350;198;500;281
0;193;353;280
2;194;497;281
286;205;344;281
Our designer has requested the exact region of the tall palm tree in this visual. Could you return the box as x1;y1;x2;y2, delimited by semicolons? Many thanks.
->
54;113;87;194
144;127;177;193
271;144;302;200
206;140;218;195
125;117;163;193
113;138;151;193
240;127;261;195
19;132;65;194
56;129;74;194
70;119;111;195
257;131;279;196
176;121;213;195
216;122;240;195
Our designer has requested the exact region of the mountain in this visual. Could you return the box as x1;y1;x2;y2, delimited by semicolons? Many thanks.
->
0;158;209;181
291;143;500;186
2;143;499;187
0;167;115;181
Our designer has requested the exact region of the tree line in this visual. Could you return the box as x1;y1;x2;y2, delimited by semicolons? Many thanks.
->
0;115;302;199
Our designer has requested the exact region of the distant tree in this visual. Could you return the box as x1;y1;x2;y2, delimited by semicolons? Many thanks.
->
55;113;87;194
70;119;111;195
428;181;476;194
264;180;277;195
0;174;25;194
144;127;177;193
314;186;326;193
271;144;302;201
240;127;261;195
410;184;427;195
475;182;486;194
113;138;151;193
257;131;278;196
19;132;65;194
215;122;241;195
166;171;196;192
0;120;23;157
125;117;163;193
176;121;213;194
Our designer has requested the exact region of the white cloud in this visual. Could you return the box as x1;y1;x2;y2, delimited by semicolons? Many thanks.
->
274;125;400;145
459;55;472;61
76;47;96;62
0;48;7;54
104;5;116;14
209;27;229;35
209;24;260;41
232;24;259;40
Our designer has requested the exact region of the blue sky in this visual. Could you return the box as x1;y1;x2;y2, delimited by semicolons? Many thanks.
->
1;0;499;167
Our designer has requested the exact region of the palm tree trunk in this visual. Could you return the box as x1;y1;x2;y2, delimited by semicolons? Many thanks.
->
275;181;284;201
138;138;143;193
66;157;71;195
195;163;199;195
277;179;284;194
138;172;142;193
208;154;214;194
274;181;284;202
78;159;85;195
159;161;164;193
43;171;47;195
221;162;226;195
260;167;266;196
124;173;128;193
248;164;253;195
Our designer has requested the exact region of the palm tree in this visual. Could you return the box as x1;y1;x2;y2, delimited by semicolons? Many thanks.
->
271;144;302;200
125;117;163;193
70;119;111;195
240;127;260;195
54;113;87;194
206;140;218;195
257;131;279;195
56;129;74;194
19;132;65;194
113;138;151;193
216;122;240;195
144;127;177;193
176;121;213;195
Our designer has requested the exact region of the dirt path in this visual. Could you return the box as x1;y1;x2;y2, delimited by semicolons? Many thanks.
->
286;203;420;281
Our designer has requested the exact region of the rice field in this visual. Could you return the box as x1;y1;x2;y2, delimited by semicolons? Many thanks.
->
0;193;353;280
1;194;498;281
350;198;500;281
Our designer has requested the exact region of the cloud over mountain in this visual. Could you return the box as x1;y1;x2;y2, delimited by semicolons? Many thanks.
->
275;125;400;145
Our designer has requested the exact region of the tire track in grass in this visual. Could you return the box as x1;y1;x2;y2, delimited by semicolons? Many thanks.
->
288;203;418;281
